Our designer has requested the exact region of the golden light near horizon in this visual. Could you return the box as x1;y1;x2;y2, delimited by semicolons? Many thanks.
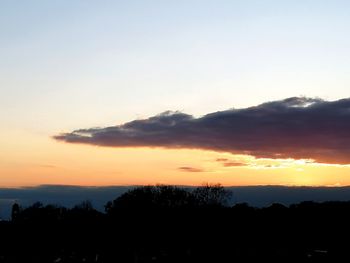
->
1;126;350;188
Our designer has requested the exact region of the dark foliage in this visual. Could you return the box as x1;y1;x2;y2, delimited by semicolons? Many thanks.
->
1;185;350;262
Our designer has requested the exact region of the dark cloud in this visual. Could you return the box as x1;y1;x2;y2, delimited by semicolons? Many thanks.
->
178;167;204;173
54;97;350;164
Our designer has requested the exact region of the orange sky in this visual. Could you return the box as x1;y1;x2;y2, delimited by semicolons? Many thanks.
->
1;129;349;187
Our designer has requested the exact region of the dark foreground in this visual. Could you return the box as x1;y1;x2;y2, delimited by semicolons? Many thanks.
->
1;185;350;262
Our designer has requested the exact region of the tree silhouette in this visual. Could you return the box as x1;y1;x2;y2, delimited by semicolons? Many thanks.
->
73;200;94;211
11;202;21;221
108;185;193;211
192;183;231;207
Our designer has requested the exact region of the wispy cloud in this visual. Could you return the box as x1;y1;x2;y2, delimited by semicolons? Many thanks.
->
54;97;350;165
178;166;204;173
215;158;248;167
37;164;57;169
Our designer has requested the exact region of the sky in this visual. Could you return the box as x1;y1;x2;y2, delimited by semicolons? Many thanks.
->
1;0;350;187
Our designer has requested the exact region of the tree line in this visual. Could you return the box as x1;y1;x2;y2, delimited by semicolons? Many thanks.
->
10;184;230;222
2;184;350;262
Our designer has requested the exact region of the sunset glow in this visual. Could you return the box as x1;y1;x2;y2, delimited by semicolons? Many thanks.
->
1;1;350;187
1;126;350;187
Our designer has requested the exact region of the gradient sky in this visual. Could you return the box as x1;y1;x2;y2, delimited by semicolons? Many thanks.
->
1;0;350;187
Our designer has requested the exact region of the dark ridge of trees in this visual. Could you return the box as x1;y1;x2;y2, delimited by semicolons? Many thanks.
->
1;185;350;262
106;184;230;212
107;185;194;210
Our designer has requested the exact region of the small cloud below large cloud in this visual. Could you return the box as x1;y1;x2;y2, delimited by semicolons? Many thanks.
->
178;166;205;173
216;158;248;167
54;97;350;165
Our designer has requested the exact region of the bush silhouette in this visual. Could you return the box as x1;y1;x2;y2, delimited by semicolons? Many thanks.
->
192;183;231;207
108;185;194;211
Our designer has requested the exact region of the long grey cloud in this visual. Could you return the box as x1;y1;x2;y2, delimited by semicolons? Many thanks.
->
54;97;350;164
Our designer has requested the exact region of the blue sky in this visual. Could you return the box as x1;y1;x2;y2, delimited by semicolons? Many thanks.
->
1;0;350;134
